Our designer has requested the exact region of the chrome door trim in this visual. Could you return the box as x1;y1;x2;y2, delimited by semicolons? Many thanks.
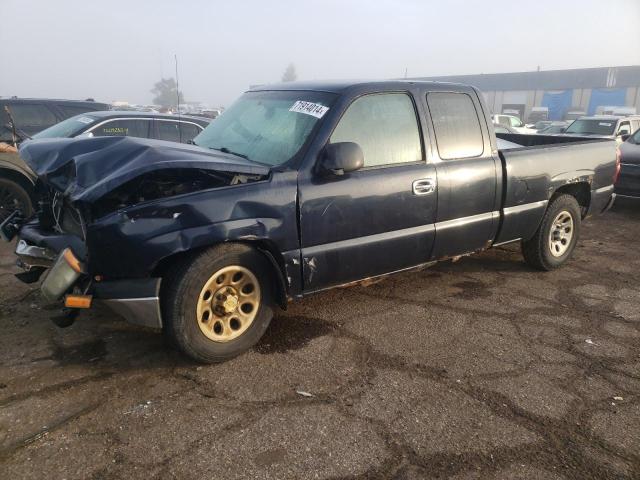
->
503;200;548;215
435;211;499;230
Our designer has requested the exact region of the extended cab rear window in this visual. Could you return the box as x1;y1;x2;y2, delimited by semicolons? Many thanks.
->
427;92;484;160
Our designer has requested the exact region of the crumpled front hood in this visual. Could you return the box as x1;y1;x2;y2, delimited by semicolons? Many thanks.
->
19;136;270;202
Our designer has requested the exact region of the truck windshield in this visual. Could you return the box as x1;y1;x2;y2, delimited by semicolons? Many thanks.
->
32;114;97;139
565;119;616;135
193;90;336;166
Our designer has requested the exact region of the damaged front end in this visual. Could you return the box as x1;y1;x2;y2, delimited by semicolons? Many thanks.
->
7;135;272;328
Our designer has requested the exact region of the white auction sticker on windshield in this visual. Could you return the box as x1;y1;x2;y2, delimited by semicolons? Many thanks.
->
77;116;94;124
599;122;612;126
289;101;329;118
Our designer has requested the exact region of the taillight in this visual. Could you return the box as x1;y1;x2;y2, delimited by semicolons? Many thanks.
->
614;147;621;183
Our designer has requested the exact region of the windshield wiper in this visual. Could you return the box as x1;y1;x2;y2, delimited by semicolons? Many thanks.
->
216;147;250;161
205;146;269;167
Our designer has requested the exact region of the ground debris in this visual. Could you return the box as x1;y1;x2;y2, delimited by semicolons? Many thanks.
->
295;389;314;398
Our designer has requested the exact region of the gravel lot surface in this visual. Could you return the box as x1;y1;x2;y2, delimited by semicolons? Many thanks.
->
1;198;639;479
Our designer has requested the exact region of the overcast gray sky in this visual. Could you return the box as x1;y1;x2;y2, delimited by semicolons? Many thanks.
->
1;0;639;107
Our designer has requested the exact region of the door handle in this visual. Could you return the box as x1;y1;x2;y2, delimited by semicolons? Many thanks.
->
412;178;436;195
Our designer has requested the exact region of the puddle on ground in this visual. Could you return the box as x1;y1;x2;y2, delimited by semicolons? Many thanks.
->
255;315;334;355
33;338;108;366
451;280;492;300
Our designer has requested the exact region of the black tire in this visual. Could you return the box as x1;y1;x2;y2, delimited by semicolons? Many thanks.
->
0;177;33;223
161;244;275;363
521;194;581;271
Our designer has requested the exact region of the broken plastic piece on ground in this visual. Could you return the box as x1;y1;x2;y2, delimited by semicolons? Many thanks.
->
585;338;595;345
295;390;314;397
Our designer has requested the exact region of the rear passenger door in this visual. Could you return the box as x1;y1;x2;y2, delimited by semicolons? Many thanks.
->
425;91;499;259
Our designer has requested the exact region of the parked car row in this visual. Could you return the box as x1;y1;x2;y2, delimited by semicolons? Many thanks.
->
0;97;110;143
491;114;536;134
492;109;640;198
521;106;636;125
0;104;211;222
563;115;640;143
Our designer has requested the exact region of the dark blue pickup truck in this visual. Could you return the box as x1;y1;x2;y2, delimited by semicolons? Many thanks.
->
2;80;618;362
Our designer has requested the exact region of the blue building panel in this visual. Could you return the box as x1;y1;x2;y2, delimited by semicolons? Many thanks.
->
588;88;627;115
541;90;573;120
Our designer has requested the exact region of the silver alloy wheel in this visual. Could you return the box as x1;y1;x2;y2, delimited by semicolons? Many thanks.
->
548;210;574;257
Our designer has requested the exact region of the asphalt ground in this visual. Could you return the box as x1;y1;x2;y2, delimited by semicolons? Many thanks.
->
0;198;639;479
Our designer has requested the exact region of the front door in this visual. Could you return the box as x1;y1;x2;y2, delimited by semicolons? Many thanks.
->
298;92;438;292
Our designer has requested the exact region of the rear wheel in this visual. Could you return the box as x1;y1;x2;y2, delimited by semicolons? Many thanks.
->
162;244;274;363
0;178;33;223
521;194;581;271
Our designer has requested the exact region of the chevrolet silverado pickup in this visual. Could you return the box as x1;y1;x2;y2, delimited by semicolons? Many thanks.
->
1;80;618;362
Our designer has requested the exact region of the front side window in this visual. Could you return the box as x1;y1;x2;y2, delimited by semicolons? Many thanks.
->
617;121;631;135
33;114;98;139
330;93;422;167
91;119;150;138
194;90;336;166
509;116;523;128
156;121;202;143
427;92;484;160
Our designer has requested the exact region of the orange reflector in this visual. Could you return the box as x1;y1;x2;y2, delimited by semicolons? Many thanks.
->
64;295;92;309
63;249;83;273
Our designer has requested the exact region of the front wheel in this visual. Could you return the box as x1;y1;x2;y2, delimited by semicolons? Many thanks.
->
162;244;275;363
521;194;581;271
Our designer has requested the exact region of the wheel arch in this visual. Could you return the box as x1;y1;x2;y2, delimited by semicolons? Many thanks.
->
550;181;591;218
0;166;36;192
153;239;289;310
0;167;37;216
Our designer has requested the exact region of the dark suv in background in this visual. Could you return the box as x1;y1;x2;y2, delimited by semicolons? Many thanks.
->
0;97;111;143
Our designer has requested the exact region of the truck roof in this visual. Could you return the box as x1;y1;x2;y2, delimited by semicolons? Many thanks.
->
249;79;475;94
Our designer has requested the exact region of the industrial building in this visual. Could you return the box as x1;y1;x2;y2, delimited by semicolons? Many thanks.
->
413;65;640;122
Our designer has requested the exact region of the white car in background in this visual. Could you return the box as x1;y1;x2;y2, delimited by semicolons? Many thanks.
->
491;114;537;134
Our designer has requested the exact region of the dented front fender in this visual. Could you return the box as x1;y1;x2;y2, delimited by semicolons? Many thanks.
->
85;170;302;296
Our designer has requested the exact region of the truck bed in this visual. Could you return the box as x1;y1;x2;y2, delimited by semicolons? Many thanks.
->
493;133;617;245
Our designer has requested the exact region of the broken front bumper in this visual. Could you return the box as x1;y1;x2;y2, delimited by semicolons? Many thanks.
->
9;221;163;329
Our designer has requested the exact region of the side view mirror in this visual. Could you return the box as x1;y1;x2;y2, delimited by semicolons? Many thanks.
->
619;133;631;142
319;142;364;176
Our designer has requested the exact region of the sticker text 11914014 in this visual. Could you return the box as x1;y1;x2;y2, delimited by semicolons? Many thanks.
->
289;101;329;119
